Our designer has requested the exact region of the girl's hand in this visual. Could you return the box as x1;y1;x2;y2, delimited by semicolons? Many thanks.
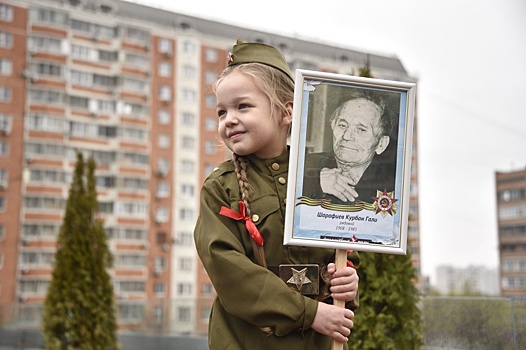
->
327;262;359;302
311;302;354;342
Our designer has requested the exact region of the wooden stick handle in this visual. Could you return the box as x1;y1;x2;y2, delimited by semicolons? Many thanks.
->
332;249;348;350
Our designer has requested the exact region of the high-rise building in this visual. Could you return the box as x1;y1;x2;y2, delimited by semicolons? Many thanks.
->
496;168;526;296
435;265;499;296
0;0;419;334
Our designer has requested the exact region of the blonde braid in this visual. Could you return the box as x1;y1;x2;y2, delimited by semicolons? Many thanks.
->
233;154;267;268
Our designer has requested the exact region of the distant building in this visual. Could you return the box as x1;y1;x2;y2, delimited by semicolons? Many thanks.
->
496;168;526;296
0;0;419;334
435;265;499;296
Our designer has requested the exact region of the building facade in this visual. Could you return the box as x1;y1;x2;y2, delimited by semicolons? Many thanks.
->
0;0;419;335
435;265;499;296
496;168;526;296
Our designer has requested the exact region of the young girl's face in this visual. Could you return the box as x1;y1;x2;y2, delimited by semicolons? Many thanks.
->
216;70;290;159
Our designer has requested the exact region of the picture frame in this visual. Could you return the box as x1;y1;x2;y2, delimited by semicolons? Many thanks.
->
284;69;416;255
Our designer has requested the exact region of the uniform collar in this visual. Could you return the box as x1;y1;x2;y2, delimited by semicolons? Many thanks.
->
246;150;289;175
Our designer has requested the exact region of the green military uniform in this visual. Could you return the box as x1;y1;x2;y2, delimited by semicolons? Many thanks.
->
194;150;359;350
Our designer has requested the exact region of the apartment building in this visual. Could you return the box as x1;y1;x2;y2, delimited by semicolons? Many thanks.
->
436;265;499;296
0;0;418;334
496;168;526;296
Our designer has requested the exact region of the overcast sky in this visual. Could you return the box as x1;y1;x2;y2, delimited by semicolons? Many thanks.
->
129;0;526;284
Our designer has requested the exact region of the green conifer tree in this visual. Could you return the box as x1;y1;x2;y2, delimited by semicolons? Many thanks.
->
349;61;422;349
42;152;119;350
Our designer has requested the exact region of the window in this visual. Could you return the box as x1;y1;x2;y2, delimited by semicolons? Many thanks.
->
0;87;11;102
157;110;170;124
124;26;149;43
154;282;166;295
19;280;50;294
181;160;194;173
158;62;171;77
117;202;148;217
0;114;12;135
182;136;194;149
177;284;192;296
159;85;171;102
0;169;7;188
205;116;217;131
98;50;118;62
177;232;193;246
0;32;12;48
122;77;147;93
202;283;213;296
30;62;64;78
181;89;195;102
205;70;217;85
181;184;194;196
30;8;67;26
119;127;148;142
71;44;93;60
155;206;169;223
29;169;66;183
179;257;192;271
125;53;149;67
27;114;68;132
158;38;172;55
154;256;166;271
0;196;4;211
0;59;12;75
20;251;54;266
182;112;195;126
71;20;115;38
29;89;66;104
182;40;195;55
28;36;61;53
179;208;194;221
182;65;195;79
25;142;66;157
205;93;215;108
156;182;169;198
121;177;148;190
205;140;216;154
0;142;8;156
205;48;218;62
178;306;191;322
117;281;145;293
115;253;146;267
157;158;169;176
122;152;149;165
0;5;13;21
158;134;170;148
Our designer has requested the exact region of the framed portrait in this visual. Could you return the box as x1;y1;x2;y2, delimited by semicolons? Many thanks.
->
284;70;416;255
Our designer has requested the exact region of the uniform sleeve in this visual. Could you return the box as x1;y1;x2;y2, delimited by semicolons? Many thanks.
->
194;177;319;336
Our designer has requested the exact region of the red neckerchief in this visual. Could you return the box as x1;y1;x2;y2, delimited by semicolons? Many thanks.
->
219;201;264;246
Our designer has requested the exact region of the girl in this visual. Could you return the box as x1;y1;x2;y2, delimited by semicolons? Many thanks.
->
194;40;359;350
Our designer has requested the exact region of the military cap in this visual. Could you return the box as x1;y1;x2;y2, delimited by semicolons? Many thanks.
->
227;39;294;82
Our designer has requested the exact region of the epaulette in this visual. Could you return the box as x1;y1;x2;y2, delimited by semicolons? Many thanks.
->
206;159;235;180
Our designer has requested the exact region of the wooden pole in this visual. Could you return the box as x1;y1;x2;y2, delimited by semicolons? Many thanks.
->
332;248;348;350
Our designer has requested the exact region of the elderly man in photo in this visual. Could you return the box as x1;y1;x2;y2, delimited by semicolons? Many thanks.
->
302;91;397;205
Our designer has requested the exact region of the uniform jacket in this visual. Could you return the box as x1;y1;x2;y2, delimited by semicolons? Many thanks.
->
194;150;359;350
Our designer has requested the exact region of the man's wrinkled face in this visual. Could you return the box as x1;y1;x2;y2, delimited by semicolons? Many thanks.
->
331;98;387;166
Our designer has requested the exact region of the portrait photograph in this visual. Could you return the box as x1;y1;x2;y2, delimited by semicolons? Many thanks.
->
284;70;416;254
